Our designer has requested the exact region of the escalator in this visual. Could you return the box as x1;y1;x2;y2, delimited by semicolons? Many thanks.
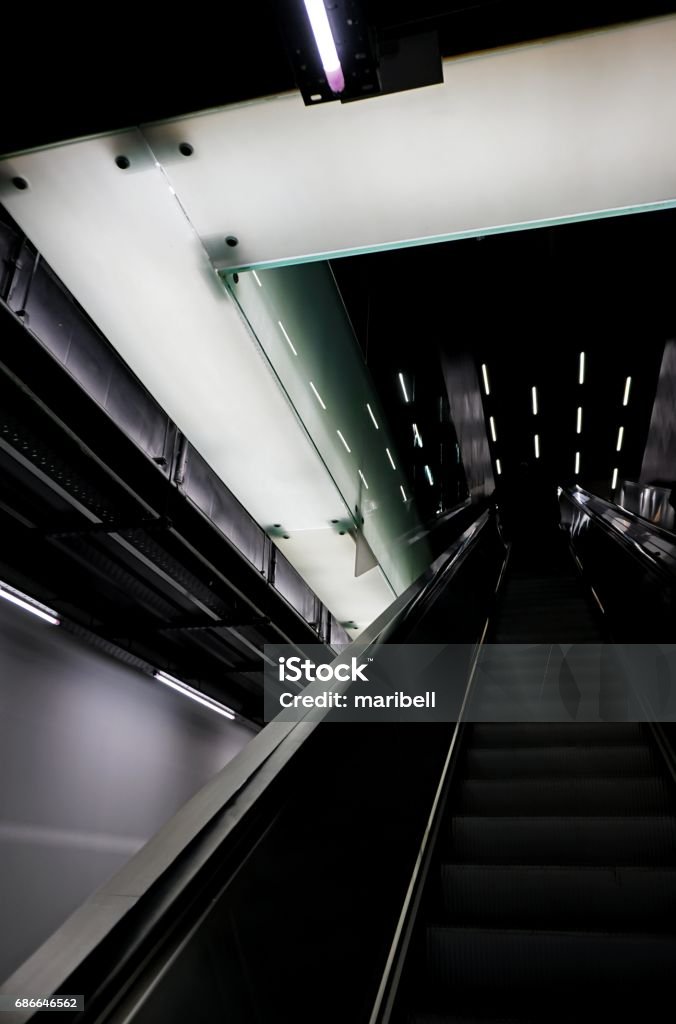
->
5;490;676;1024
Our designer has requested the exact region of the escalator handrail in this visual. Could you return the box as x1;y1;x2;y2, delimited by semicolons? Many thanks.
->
563;485;676;585
1;504;497;1016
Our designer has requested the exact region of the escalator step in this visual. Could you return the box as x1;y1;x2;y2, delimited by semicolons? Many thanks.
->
464;745;656;778
426;926;676;992
449;815;676;864
455;777;671;815
439;864;676;930
469;723;643;747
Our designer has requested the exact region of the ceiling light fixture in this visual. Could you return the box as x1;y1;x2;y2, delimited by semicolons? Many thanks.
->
611;467;619;490
577;407;583;434
386;448;396;470
154;671;236;719
303;0;345;94
366;403;379;429
309;381;327;409
0;580;60;626
278;320;298;356
481;363;490;396
575;451;580;475
489;417;497;442
496;458;502;476
400;485;408;502
398;372;410;403
358;470;369;489
623;376;632;406
534;434;540;459
424;465;434;486
252;270;262;288
616;426;624;452
337;429;351;453
413;423;423;448
531;387;538;416
578;351;585;385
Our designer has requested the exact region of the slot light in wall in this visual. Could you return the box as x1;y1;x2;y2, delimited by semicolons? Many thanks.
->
481;363;490;396
424;465;434;486
154;670;236;719
496;459;502;475
309;381;327;409
578;352;585;385
577;407;583;434
413;423;423;448
358;470;369;490
534;434;540;459
303;0;345;94
337;429;351;453
531;387;538;416
616;426;624;452
0;580;60;626
386;448;396;470
278;320;298;356
398;372;410;403
489;417;497;442
366;403;379;429
575;451;581;475
611;467;619;490
400;485;408;502
623;376;632;406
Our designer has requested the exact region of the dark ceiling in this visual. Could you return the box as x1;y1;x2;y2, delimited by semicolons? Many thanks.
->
2;2;674;155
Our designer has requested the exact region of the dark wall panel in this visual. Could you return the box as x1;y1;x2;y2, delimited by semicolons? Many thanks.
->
0;600;256;983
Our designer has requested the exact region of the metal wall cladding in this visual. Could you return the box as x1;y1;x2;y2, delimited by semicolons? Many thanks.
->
640;339;676;487
180;445;266;574
273;548;319;625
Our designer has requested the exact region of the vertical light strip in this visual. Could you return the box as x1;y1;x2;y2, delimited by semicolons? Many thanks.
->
576;407;583;434
575;451;580;475
489;417;497;442
611;467;619;490
531;387;538;416
278;321;298;356
303;0;345;93
366;403;379;429
616;426;624;452
336;430;351;453
578;351;585;385
623;376;632;406
252;270;262;288
481;363;490;396
534;434;540;459
0;581;60;626
309;381;327;409
386;448;396;470
496;458;502;476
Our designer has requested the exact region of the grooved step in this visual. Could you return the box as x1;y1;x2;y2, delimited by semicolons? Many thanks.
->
464;745;656;778
448;816;676;864
426;926;676;992
439;865;676;930
469;724;643;747
455;777;671;816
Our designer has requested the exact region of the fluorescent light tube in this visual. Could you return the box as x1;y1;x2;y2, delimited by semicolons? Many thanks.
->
400;485;408;502
252;270;262;288
534;434;540;459
611;467;618;490
489;417;497;442
366;403;379;429
481;363;490;396
0;581;60;626
531;387;538;416
337;430;351;453
496;459;502;476
154;671;236;719
616;426;624;452
358;470;369;489
398;372;409;403
424;465;434;486
278;321;297;356
303;0;345;94
575;451;580;475
386;448;396;470
412;423;423;448
578;351;585;385
577;407;582;434
623;376;631;406
309;381;327;409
